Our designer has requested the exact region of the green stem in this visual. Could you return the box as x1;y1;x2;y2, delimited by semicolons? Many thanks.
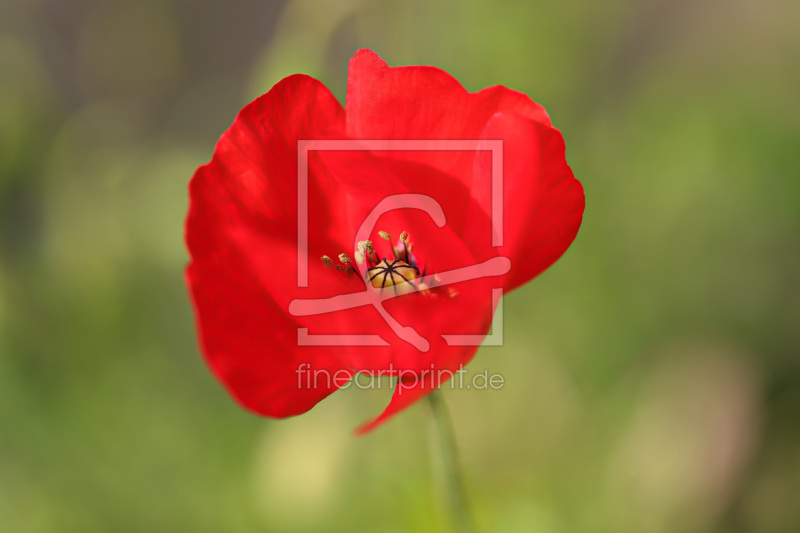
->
427;390;478;533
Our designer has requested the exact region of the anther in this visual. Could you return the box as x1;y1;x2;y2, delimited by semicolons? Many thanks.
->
321;255;335;269
397;231;411;262
358;240;378;265
338;253;352;265
378;231;391;240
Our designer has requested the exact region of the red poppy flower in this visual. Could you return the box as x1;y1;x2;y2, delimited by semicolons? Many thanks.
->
185;49;584;433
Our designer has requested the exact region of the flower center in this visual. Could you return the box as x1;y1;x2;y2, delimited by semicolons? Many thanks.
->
367;258;418;289
321;230;455;298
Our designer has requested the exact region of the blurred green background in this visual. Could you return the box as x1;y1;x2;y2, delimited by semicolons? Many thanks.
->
1;0;798;532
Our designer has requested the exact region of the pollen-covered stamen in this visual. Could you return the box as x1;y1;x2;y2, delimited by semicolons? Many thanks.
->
378;231;391;241
320;254;356;279
358;240;379;266
366;259;419;289
397;230;411;263
338;253;358;277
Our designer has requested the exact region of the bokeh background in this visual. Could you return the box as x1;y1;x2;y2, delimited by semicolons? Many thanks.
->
1;0;798;531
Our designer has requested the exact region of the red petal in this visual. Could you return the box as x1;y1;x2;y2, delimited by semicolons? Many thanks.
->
465;112;584;291
187;252;351;417
186;74;352;416
345;49;551;193
355;372;444;435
